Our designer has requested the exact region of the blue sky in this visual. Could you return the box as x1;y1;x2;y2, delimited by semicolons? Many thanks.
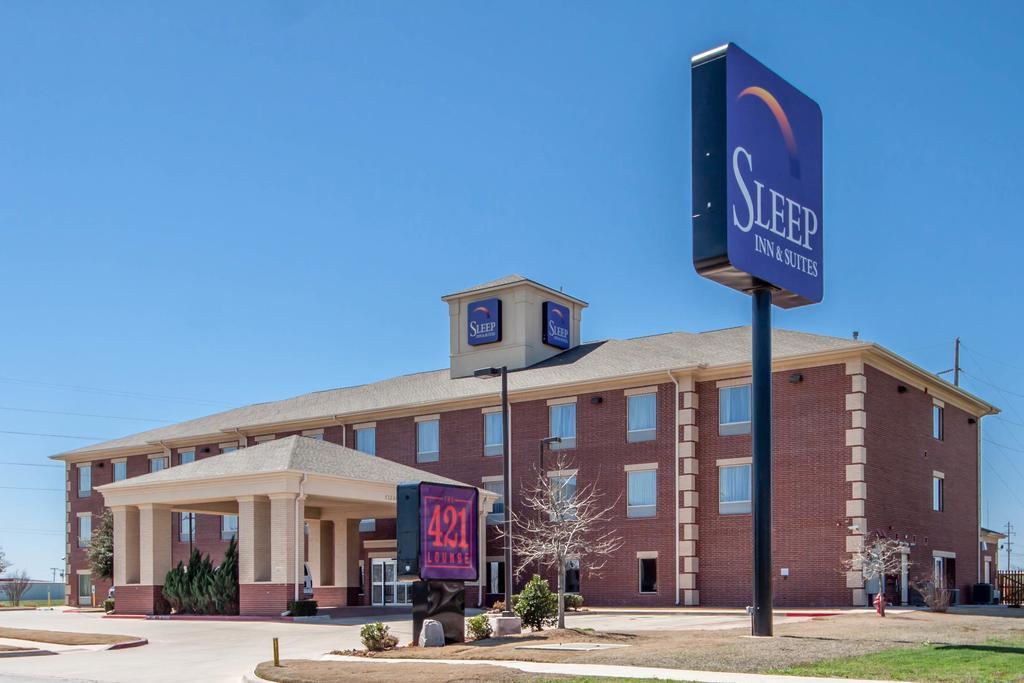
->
2;1;1023;580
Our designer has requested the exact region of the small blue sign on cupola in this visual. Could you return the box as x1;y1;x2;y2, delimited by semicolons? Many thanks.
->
542;301;571;349
467;297;502;346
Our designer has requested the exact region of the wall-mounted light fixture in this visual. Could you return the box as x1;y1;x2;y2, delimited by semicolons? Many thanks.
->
897;385;908;393
590;396;603;405
968;417;977;425
788;373;803;384
201;447;212;453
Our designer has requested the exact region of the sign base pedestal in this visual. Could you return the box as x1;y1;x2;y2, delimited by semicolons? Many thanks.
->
487;614;522;636
412;580;466;645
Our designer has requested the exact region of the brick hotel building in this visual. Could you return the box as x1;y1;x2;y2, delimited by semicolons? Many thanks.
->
54;275;996;613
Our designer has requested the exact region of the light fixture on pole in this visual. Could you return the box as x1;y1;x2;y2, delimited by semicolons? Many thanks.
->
538;436;561;473
474;365;513;615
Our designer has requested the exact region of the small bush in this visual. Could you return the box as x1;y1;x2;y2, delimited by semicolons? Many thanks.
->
513;575;557;631
564;593;584;611
466;614;493;640
361;621;398;651
103;598;115;613
489;600;505;613
288;599;318;617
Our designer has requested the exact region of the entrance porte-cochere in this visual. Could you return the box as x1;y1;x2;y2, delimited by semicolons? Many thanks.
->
96;435;494;616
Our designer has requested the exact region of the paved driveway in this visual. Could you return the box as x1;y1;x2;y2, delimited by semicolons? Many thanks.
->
0;608;808;682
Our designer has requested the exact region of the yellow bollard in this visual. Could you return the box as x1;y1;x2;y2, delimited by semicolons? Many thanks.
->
273;637;280;667
47;591;51;608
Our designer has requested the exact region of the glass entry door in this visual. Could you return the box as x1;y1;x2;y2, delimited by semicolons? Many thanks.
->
371;558;412;606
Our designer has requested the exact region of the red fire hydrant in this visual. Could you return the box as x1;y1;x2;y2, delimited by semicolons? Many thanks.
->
873;592;886;617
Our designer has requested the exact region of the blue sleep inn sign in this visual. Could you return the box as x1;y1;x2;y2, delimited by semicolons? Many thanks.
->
467;297;502;346
692;43;823;308
542;301;571;349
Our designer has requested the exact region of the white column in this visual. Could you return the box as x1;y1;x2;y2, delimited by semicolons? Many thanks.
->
238;496;271;584
269;493;299;585
138;504;172;586
332;518;360;589
112;506;140;585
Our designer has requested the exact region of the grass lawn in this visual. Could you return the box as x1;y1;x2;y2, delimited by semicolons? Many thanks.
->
0;599;56;610
777;637;1024;682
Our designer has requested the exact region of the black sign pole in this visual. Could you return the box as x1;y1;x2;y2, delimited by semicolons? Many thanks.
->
751;286;773;637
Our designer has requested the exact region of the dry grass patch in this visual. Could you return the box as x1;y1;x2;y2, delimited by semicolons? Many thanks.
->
0;627;139;646
373;612;1024;673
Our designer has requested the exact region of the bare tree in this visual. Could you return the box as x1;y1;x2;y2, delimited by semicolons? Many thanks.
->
912;571;951;613
842;534;908;612
501;451;623;629
0;547;9;575
1;571;32;607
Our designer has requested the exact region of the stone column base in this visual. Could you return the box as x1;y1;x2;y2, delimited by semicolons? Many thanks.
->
240;583;293;616
114;585;164;615
487;614;522;636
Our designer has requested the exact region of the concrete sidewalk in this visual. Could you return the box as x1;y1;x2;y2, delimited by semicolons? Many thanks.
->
319;653;892;683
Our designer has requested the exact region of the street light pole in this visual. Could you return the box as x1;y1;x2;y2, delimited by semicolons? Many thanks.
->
536;436;562;575
475;365;513;614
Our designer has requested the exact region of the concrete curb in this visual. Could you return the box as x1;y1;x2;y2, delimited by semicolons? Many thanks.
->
106;638;149;650
241;669;264;683
0;648;57;658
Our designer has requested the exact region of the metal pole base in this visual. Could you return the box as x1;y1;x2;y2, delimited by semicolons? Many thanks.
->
751;287;774;637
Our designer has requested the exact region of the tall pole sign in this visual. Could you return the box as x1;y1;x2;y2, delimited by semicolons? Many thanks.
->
691;43;823;637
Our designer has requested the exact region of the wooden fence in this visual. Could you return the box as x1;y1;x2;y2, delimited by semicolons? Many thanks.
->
998;571;1023;607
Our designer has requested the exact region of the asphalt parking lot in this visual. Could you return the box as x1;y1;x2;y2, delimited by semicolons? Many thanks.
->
0;608;812;682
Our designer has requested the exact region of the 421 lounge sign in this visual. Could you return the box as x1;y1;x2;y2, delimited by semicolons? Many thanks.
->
691;43;823;308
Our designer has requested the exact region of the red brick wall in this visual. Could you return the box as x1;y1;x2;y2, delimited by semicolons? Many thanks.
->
239;583;292;616
864;365;980;601
695;364;850;607
114;584;162;615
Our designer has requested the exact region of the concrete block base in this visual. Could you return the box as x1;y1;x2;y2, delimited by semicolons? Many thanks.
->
488;614;522;636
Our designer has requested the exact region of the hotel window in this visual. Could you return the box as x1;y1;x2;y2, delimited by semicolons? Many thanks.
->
639;556;658;594
221;444;237;454
549;473;577;521
150;456;169;473
933;474;944;512
626;393;657;442
549;402;576;449
302;431;325;441
78;465;92;497
719;463;752;515
933;405;944;440
417;418;440;463
483;412;504;456
179;512;195;542
112;460;127;482
221;515;238;541
719;384;751;435
487;560;505;595
483;480;504;524
359;518;376;533
179;450;195;465
355;427;376;456
78;514;92;548
627;469;657;518
77;573;92;607
565;558;581;593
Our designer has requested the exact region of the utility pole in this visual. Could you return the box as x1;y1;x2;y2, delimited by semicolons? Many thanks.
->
1006;521;1014;571
954;337;961;386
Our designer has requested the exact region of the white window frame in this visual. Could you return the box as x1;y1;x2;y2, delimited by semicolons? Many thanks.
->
625;390;657;443
149;455;169;473
933;404;944;441
355;425;376;456
483;408;504;457
718;459;752;515
933;471;944;512
416;416;440;463
179;449;195;466
625;466;658;518
301;429;325;441
77;464;92;497
359;518;377;533
482;476;504;525
548;399;577;450
112;459;127;482
220;443;238;454
548;470;578;521
719;382;752;436
77;513;92;548
179;512;195;542
221;514;238;541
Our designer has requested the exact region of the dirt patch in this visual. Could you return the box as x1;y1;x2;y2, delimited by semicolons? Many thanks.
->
0;627;140;646
374;612;1024;673
255;659;571;682
0;645;31;652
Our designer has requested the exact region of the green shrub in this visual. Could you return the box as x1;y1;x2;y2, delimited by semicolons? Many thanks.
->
466;614;493;640
360;621;398;651
161;541;239;615
513;575;557;631
288;599;318;617
103;598;115;613
564;593;584;611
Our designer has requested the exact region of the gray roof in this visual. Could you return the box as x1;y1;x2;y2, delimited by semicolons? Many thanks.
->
442;274;589;305
60;327;867;457
98;435;468;489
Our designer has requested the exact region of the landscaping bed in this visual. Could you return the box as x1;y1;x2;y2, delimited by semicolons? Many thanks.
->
0;627;141;646
255;660;653;682
365;611;1024;675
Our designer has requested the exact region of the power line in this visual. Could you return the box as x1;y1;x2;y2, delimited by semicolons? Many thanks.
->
984;438;1024;454
0;485;63;492
0;375;233;408
0;528;64;535
0;429;108;441
962;344;1024;374
984;460;1024;509
0;405;173;423
0;461;62;468
961;369;1024;400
